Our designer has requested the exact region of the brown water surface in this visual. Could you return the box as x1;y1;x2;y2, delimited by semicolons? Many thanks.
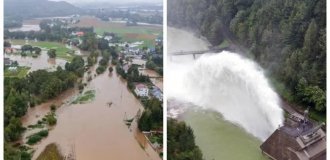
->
22;66;160;160
5;51;67;72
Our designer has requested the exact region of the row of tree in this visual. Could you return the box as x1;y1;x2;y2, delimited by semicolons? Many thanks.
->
138;98;163;131
146;43;163;76
4;19;93;43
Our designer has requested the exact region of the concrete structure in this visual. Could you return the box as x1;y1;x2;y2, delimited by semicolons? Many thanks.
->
261;111;326;160
134;83;149;97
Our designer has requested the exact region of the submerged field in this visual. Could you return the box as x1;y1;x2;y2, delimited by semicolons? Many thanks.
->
71;16;162;48
11;40;75;61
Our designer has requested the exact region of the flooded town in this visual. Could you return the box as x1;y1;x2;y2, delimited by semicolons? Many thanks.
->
4;0;163;159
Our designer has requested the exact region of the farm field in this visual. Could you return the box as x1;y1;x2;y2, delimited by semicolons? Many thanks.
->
71;16;162;48
11;40;75;61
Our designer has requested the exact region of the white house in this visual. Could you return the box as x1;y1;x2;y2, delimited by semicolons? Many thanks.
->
8;66;17;72
134;83;149;97
104;35;113;41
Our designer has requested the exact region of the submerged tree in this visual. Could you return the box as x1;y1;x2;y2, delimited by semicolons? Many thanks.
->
47;49;57;58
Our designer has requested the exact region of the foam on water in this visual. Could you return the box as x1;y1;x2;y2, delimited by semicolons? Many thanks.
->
167;51;284;140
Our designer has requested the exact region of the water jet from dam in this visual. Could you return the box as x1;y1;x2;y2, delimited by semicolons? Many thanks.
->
167;51;284;140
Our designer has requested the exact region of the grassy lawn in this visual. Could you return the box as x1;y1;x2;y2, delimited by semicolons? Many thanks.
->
72;90;96;104
36;143;63;160
11;40;75;61
72;16;162;48
4;66;30;78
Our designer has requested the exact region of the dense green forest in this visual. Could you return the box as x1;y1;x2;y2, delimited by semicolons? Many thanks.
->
168;0;326;117
168;119;203;160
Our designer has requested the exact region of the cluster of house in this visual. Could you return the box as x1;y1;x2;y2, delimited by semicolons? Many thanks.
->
109;41;148;55
134;83;163;101
66;31;85;47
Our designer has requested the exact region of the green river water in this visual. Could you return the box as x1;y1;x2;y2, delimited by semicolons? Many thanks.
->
182;109;268;160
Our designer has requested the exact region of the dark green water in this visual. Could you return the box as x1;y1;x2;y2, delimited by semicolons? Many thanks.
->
182;109;268;160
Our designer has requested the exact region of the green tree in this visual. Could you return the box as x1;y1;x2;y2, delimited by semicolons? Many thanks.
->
108;66;113;73
47;49;57;58
21;45;33;53
167;119;203;160
65;56;85;77
33;47;42;55
4;118;24;142
303;19;318;57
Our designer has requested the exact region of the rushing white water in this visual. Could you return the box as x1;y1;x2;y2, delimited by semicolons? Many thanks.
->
167;51;284;140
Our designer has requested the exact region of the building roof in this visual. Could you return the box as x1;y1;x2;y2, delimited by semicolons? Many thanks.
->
135;83;147;90
76;32;84;36
260;113;326;160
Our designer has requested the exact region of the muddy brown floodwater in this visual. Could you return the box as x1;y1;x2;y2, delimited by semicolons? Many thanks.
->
21;65;160;160
5;51;67;72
